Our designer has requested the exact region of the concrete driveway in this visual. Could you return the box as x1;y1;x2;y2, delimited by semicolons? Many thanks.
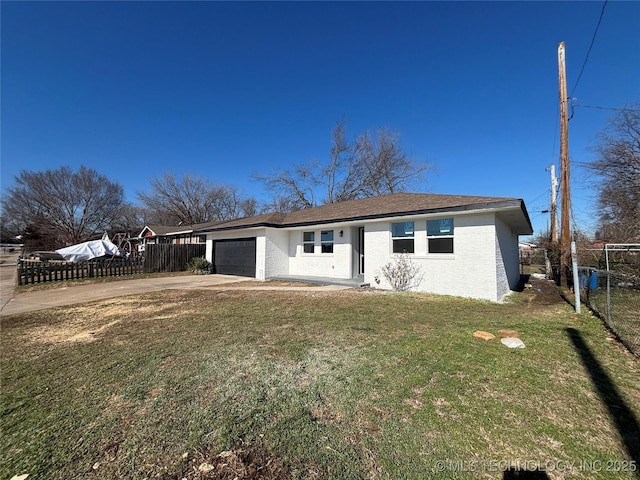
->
0;270;351;316
0;273;256;316
0;252;20;312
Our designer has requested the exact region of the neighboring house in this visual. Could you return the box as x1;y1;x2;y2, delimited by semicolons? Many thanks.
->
194;193;533;302
137;225;206;252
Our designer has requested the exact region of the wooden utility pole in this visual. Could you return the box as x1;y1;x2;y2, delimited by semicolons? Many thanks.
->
558;41;571;287
550;164;559;244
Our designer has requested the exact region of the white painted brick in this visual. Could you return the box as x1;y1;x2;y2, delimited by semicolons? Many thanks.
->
206;210;524;302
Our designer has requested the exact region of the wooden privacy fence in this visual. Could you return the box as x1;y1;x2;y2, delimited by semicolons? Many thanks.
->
16;245;207;284
17;257;144;286
143;244;206;273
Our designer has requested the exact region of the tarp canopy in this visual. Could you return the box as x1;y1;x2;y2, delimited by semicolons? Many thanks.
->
56;238;126;262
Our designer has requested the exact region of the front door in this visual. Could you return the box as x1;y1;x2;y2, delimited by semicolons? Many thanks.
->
358;227;365;275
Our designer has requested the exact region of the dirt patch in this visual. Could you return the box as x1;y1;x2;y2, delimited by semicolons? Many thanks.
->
525;276;564;306
29;316;121;345
25;297;189;345
184;444;294;480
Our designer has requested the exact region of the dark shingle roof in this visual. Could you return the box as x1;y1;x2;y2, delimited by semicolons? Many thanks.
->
194;193;533;235
139;224;191;237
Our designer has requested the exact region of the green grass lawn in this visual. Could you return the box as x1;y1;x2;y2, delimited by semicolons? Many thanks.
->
586;286;640;354
1;282;639;479
520;264;546;275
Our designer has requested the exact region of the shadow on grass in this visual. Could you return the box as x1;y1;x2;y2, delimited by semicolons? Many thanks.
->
503;468;550;479
565;327;640;475
513;274;531;293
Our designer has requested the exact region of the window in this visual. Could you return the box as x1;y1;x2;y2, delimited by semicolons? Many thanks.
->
303;231;315;253
321;230;334;253
391;222;414;253
427;218;454;253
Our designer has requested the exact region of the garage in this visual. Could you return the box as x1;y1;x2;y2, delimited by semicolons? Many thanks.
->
213;238;256;277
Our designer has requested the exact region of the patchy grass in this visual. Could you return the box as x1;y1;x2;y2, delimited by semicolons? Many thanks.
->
521;264;546;275
1;281;639;479
13;274;318;294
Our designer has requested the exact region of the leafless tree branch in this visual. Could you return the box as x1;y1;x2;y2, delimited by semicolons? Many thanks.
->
137;173;257;225
587;102;640;242
256;119;431;211
1;166;124;247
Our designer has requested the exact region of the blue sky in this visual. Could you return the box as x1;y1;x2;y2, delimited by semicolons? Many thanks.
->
2;1;639;238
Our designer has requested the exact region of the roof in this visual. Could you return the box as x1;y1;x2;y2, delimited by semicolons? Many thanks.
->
138;224;194;238
194;193;533;235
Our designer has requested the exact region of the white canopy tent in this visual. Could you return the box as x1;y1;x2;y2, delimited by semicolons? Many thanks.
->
56;237;126;262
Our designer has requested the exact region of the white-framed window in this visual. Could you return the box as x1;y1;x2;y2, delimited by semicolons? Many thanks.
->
391;221;414;253
427;218;454;253
321;230;334;253
303;231;315;253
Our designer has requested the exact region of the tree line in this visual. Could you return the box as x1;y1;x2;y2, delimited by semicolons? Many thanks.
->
2;109;639;250
1;121;429;249
586;103;640;243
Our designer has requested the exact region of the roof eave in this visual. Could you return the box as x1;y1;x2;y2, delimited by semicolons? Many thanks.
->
278;199;526;228
193;222;281;234
195;199;532;233
166;229;195;236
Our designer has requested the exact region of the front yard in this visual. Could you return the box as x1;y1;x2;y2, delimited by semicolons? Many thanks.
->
1;280;639;479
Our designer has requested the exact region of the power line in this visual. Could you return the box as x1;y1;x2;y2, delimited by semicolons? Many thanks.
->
526;189;551;206
569;0;608;99
570;203;592;237
530;211;549;220
574;104;640;113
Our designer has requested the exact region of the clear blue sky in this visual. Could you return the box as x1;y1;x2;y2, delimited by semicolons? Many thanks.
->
2;1;639;238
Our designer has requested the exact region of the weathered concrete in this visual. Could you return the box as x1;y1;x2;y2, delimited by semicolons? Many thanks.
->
0;252;20;312
0;273;351;316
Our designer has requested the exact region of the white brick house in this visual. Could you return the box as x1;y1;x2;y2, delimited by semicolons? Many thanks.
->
194;193;533;302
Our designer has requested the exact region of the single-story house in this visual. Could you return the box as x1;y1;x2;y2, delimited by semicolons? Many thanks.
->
194;193;533;302
137;225;206;252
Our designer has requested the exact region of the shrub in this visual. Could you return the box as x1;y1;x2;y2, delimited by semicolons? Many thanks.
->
381;253;424;291
186;256;211;274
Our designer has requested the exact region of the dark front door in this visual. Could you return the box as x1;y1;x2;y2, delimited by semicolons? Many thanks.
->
359;227;365;275
213;238;256;277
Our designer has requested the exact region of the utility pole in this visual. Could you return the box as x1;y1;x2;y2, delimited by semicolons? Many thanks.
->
558;41;572;287
550;164;559;244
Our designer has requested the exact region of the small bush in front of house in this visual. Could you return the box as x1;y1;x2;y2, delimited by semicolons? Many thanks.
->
382;253;424;291
186;256;211;274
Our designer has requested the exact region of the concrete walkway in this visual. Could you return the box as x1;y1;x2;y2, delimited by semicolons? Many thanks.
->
268;274;369;288
0;272;351;316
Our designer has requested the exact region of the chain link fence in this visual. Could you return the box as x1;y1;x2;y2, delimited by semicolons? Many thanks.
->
520;247;550;276
521;244;639;356
577;245;640;357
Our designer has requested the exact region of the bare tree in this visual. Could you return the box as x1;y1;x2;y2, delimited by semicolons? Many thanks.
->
587;103;640;242
324;119;355;203
111;203;147;235
238;197;260;218
353;128;427;198
137;173;256;225
254;163;319;211
1;166;124;247
256;119;431;211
